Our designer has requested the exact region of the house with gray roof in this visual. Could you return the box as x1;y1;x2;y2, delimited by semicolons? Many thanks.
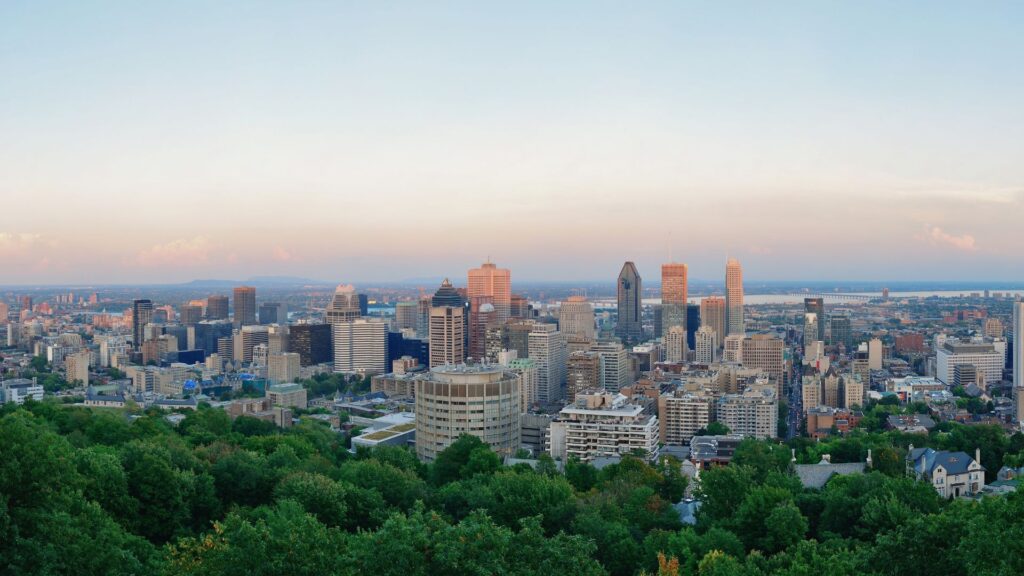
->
907;445;985;498
793;451;871;489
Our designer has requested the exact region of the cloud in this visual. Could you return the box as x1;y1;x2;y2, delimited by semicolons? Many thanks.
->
131;237;211;267
0;232;43;257
927;227;977;251
272;246;292;262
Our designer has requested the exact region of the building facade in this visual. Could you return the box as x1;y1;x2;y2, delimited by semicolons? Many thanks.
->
414;365;521;461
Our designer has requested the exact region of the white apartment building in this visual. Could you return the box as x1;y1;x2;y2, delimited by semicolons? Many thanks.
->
936;339;1004;386
548;392;659;462
528;324;567;404
592;341;630;393
333;318;388;374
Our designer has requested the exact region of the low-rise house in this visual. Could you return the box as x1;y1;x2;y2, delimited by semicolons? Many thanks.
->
887;414;936;433
907;446;985;498
794;452;871;489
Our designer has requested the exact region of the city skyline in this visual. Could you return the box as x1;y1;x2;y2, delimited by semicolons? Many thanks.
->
3;2;1024;284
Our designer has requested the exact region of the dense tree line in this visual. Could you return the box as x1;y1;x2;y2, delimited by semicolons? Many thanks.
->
2;399;1024;575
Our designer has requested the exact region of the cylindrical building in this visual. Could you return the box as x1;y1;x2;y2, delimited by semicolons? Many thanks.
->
414;365;521;461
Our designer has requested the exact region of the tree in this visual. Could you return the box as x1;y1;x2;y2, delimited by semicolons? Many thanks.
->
165;501;345;576
274;472;349;528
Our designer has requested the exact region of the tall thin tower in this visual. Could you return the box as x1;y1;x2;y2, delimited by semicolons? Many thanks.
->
725;258;744;336
616;262;643;344
1014;301;1024;425
661;263;688;340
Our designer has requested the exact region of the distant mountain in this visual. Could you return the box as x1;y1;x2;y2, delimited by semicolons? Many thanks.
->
180;276;332;288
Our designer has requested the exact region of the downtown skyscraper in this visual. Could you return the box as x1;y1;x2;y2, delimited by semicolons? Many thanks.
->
725;258;744;336
233;286;257;327
661;263;688;340
804;297;825;341
467;260;511;322
131;299;153;350
616;261;643;344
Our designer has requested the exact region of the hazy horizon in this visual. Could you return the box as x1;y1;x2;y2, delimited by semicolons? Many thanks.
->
3;2;1022;284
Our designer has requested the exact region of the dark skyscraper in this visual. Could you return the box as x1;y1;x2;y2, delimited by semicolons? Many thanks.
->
616;261;642;344
804;298;825;341
289;324;332;366
829;314;852;349
686;303;700;350
132;299;153;350
259;302;286;325
233;286;257;327
206;294;229;320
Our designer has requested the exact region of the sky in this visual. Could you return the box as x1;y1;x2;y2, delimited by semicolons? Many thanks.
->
2;1;1023;285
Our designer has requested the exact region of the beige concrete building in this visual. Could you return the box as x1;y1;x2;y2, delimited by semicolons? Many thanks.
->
267;382;308;409
700;296;726;346
429;305;465;368
566;351;602;402
65;350;90;387
559;296;596;339
740;334;785;393
695;325;718;364
658;389;714;445
717;384;777;440
268;352;300;385
665;325;687;363
414;365;521;461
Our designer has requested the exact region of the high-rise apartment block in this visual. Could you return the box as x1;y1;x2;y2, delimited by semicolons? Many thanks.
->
665;325;687;363
529;324;567;404
695;325;718;364
740;334;785;392
548;392;659;462
658;389;714;445
333;318;388;374
394;301;419;333
429;305;465;368
592;341;630;393
268;352;301;384
717;384;777;440
65;350;90;386
559;296;596;339
566;351;602;402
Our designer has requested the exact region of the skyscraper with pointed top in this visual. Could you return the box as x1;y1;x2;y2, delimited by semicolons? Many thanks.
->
725;258;744;336
616;262;643;344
